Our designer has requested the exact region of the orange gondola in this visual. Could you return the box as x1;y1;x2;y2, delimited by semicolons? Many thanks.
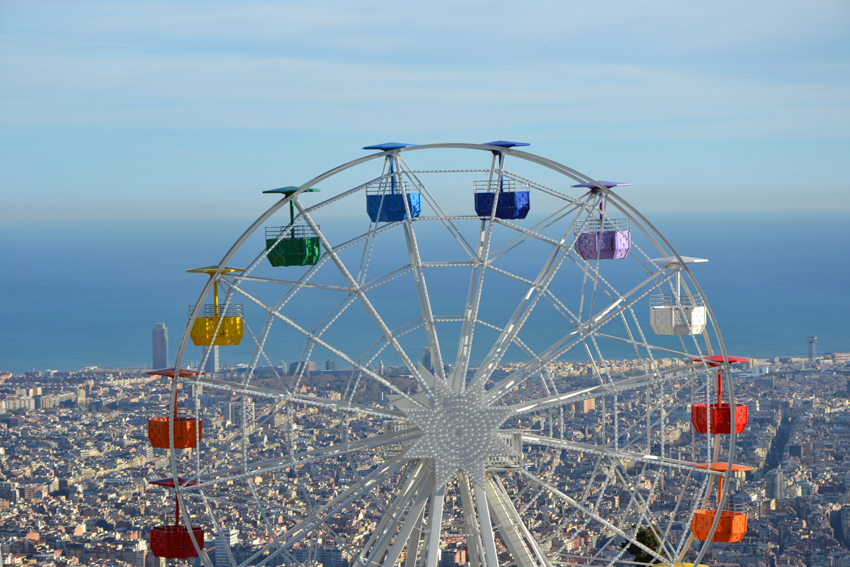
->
146;368;203;449
690;463;752;543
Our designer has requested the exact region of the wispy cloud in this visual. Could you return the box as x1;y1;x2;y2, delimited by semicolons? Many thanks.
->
1;0;848;218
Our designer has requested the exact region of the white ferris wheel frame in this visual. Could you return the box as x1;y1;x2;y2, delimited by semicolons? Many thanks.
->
163;143;742;567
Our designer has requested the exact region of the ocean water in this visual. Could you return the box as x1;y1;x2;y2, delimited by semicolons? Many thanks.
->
1;211;848;374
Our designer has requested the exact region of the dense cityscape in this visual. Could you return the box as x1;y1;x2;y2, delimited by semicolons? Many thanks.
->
2;341;849;567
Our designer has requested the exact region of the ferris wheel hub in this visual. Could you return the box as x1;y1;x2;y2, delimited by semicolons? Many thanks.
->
399;375;516;489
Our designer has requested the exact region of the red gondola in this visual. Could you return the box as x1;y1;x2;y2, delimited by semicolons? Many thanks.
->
148;478;204;558
690;356;750;435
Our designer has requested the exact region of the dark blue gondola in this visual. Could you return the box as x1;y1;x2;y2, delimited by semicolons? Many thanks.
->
473;180;530;219
474;141;531;220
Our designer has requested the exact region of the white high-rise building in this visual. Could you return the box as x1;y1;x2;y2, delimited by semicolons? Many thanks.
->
216;528;239;567
228;399;255;428
766;468;786;500
152;323;169;369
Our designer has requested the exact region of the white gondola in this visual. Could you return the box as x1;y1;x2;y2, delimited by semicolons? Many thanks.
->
650;256;708;335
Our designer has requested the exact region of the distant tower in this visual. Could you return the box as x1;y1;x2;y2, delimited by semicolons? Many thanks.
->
808;336;817;362
422;347;432;372
380;360;385;375
152;323;169;369
203;346;219;374
326;358;337;371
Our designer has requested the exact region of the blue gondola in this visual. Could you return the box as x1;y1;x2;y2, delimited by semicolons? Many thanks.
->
364;145;421;222
473;179;530;219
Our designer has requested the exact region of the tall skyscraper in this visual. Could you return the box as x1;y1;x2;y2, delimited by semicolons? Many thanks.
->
152;323;169;369
215;528;239;567
203;346;219;374
326;358;337;371
808;336;817;362
422;347;432;372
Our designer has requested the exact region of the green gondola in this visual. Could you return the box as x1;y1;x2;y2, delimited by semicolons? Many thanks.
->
263;187;322;267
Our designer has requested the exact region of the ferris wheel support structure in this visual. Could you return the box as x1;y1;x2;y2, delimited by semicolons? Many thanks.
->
159;142;745;567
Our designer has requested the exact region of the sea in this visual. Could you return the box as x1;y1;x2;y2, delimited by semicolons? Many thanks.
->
1;211;848;374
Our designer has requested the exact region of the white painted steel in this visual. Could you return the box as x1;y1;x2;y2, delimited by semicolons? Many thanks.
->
167;144;742;567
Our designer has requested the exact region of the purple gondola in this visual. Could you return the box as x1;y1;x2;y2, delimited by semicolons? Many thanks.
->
572;181;631;260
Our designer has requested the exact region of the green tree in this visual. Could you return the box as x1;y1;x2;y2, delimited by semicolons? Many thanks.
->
621;525;664;564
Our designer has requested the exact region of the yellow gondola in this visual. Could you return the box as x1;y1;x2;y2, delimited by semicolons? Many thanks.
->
187;266;244;346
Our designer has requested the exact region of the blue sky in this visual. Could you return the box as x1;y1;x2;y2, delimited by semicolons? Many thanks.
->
1;0;849;219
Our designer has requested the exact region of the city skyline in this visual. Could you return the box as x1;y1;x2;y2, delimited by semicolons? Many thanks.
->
1;353;849;566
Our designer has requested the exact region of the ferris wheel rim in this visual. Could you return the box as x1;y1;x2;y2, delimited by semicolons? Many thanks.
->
165;143;740;567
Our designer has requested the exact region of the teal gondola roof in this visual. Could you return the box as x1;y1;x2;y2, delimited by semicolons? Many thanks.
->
263;186;321;195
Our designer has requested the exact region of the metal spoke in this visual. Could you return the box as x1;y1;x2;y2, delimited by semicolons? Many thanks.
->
294;200;434;397
424;482;446;567
510;362;706;414
458;472;485;567
486;475;551;567
184;429;419;490
190;375;403;419
382;469;434;567
451;153;499;393
222;282;425;407
242;459;406;567
519;470;669;566
475;480;500;567
397;166;445;381
232;274;352;293
361;462;428;567
517;433;723;477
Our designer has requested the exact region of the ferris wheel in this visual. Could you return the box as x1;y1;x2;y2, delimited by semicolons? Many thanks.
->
148;142;751;567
